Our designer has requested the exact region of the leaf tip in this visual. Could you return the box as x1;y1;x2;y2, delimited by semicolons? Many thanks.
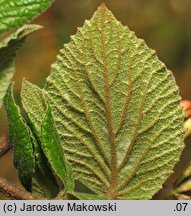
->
3;82;15;110
22;77;28;85
21;78;28;91
5;82;14;98
18;24;43;38
21;79;36;92
100;3;107;11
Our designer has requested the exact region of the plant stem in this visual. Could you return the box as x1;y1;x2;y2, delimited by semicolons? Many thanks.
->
0;135;10;157
0;177;44;200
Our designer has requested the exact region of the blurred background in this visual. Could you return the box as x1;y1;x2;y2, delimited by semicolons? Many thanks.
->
0;0;191;199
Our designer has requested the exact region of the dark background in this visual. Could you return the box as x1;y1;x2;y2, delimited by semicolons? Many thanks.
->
0;0;191;199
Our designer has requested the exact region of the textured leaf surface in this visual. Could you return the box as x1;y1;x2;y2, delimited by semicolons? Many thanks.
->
21;80;60;197
31;132;59;198
0;0;53;34
41;106;74;192
0;24;41;107
4;84;34;191
21;80;74;194
21;80;50;177
21;79;47;133
45;5;184;199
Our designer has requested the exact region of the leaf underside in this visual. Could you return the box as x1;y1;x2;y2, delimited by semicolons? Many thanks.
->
44;5;184;200
0;24;42;107
0;0;53;34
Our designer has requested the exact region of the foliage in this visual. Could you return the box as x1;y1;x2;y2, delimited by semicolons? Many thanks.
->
0;1;188;200
0;0;54;108
0;24;41;107
4;84;35;190
0;0;54;34
44;4;184;199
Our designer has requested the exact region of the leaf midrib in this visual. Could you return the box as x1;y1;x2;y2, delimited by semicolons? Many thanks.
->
98;6;156;198
100;6;118;199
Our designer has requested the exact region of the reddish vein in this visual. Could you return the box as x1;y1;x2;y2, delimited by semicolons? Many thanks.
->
100;5;117;199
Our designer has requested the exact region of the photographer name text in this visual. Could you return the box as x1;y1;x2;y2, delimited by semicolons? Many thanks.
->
2;202;117;213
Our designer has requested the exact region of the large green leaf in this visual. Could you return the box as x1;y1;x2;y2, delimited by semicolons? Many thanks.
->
0;0;54;34
0;24;42;107
4;84;34;191
45;4;184;199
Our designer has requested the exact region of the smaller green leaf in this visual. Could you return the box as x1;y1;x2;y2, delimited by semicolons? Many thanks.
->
21;79;47;133
21;80;54;178
0;24;42;107
21;80;60;197
69;192;105;200
41;105;74;193
21;80;74;194
31;133;59;198
0;0;53;34
4;84;34;191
